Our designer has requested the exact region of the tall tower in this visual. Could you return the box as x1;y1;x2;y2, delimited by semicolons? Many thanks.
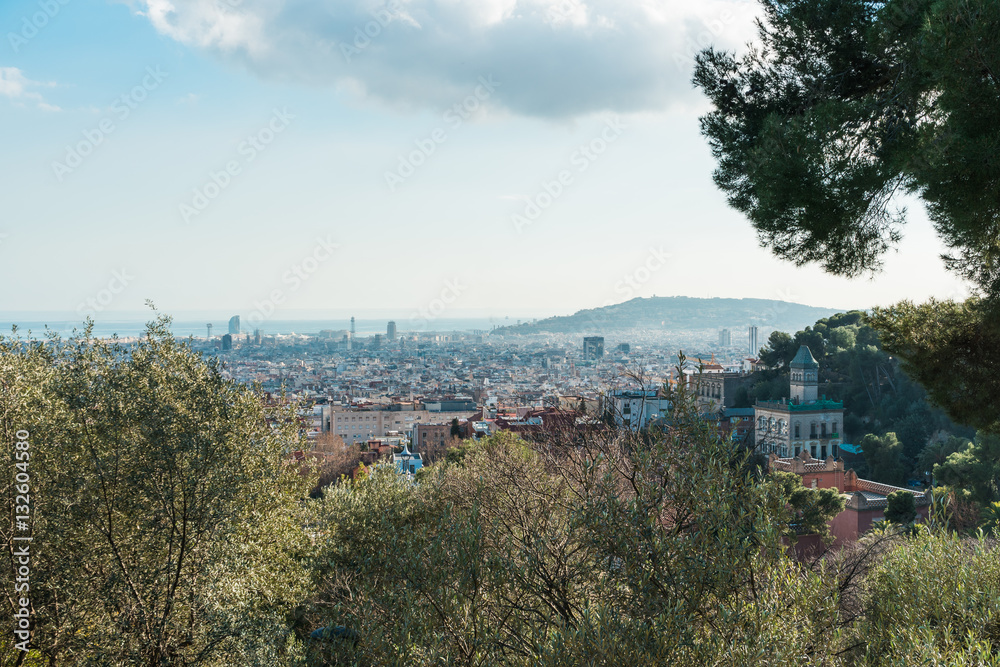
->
748;326;759;356
206;323;213;339
387;320;397;341
228;315;240;335
350;317;356;336
790;345;819;404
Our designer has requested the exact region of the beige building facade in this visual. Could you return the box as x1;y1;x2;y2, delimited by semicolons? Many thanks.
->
322;405;474;444
754;346;844;459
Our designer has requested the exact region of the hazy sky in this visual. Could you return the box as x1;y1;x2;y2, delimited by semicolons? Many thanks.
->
0;0;971;322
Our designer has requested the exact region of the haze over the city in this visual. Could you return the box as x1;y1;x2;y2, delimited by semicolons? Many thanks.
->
2;0;970;321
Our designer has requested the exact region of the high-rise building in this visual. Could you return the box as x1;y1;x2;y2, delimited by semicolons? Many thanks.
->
206;323;213;339
228;315;240;335
387;321;397;341
719;328;732;347
350;317;356;336
583;336;605;360
749;326;759;356
222;334;233;351
373;334;382;349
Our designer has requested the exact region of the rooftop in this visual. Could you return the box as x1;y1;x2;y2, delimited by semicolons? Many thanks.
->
790;345;819;369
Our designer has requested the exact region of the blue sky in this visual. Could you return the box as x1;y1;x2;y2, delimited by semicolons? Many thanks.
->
0;0;971;323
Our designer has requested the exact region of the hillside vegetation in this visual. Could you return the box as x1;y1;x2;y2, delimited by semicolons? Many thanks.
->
495;296;841;334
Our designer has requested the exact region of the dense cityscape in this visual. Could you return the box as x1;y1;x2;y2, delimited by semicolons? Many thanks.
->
204;315;752;438
5;0;1000;663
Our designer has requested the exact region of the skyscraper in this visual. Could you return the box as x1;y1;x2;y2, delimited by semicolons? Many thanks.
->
387;320;397;341
583;336;605;360
350;317;356;336
228;315;240;335
719;328;731;347
749;326;759;356
222;334;233;351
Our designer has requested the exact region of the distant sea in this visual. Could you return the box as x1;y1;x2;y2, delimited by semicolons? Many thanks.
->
0;318;521;339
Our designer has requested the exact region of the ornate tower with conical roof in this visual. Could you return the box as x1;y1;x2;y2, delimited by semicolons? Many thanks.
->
790;345;819;404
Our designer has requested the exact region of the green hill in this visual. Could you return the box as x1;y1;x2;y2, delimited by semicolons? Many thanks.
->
495;296;844;334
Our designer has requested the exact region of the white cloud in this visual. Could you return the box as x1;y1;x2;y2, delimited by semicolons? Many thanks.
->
135;0;757;117
0;67;60;111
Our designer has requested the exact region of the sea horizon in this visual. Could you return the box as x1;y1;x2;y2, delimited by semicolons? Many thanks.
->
0;317;525;339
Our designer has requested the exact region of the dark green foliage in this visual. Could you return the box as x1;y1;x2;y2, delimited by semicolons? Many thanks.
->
759;330;795;368
772;470;846;540
695;0;1000;477
934;432;1000;506
861;432;907;486
870;298;1000;434
917;436;969;477
885;490;917;524
695;0;1000;296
